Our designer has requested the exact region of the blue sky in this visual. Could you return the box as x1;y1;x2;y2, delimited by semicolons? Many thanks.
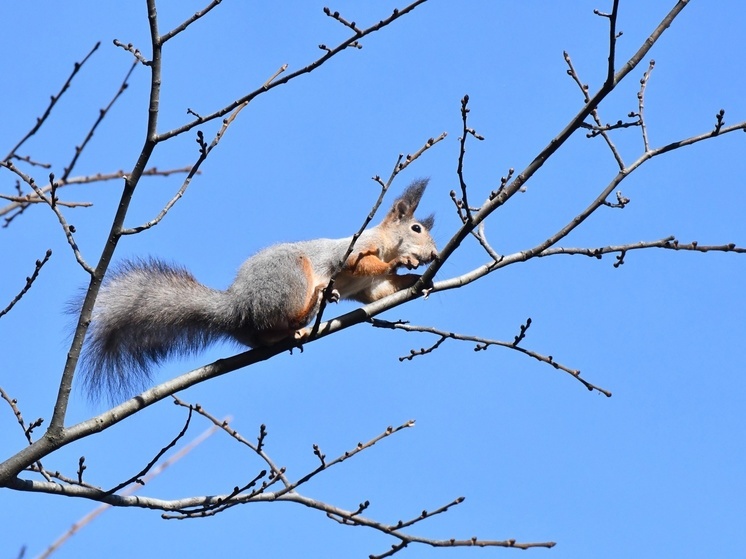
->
1;1;745;558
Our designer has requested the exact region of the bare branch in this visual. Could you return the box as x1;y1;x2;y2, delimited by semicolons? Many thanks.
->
713;109;726;135
121;97;252;235
455;94;482;223
393;496;465;530
77;457;87;484
635;59;656;151
564;50;626;168
0;167;193;226
112;40;149;66
0;194;91;210
0;388;48;481
0;161;93;273
59;60;139;183
537;237;746;260
478;120;746;283
161;0;224;43
9;154;51;169
283;420;416;495
323;6;363;36
601;190;630;209
372;319;612;397
0;388;45;446
597;0;621;86
104;405;194;495
35;421;221;559
4;42;101;161
488;167;514;201
418;2;697;298
157;0;432;143
0;249;52;319
172;397;289;486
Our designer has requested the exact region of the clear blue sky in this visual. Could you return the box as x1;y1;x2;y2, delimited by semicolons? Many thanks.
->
2;2;745;558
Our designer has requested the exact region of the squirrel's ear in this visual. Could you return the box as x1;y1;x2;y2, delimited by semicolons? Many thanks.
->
421;214;435;230
388;178;429;220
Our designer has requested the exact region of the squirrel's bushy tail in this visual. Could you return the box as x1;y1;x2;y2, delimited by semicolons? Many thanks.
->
80;258;235;400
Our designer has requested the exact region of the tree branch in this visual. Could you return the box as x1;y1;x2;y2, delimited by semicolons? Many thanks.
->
0;249;53;319
4;42;101;161
372;319;612;397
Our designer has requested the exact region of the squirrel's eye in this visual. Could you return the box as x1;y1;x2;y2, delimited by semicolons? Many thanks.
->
411;224;422;233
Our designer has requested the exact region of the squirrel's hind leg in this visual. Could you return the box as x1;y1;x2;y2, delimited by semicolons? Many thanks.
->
249;254;331;346
354;273;424;303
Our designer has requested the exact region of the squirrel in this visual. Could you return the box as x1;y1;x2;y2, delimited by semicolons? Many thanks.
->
80;178;437;399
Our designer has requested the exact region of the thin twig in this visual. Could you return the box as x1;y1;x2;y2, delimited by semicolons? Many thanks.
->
0;167;194;226
4;42;101;160
0;388;48;481
161;0;224;43
538;237;746;259
104;405;194;495
157;1;431;143
456;95;483;222
0;250;53;318
0;161;93;273
172;397;289;486
636;59;656;151
60;60;139;183
112;40;149;66
595;0;621;87
121;98;253;235
564;51;626;168
372;319;612;397
36;421;221;559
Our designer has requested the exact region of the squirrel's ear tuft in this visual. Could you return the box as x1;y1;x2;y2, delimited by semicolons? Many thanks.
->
421;214;435;230
390;178;429;218
400;177;429;206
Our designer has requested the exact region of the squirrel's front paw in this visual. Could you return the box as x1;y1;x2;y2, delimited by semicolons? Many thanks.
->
326;288;341;303
397;255;420;270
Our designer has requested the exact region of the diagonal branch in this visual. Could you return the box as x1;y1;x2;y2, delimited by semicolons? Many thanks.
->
0;167;194;225
60;60;139;183
0;249;53;319
4;42;101;161
161;0;224;43
172;396;290;487
104;405;193;495
417;0;694;292
156;1;431;143
595;0;621;87
371;319;612;396
35;421;221;559
0;161;92;273
537;237;746;261
434;119;746;296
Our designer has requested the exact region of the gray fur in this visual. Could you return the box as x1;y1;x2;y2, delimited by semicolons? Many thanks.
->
79;179;437;400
